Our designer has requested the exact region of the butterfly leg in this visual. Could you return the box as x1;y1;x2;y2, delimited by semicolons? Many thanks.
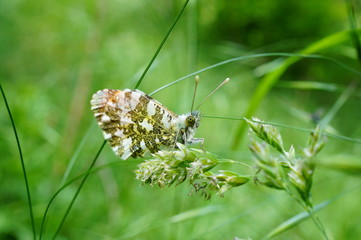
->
187;137;204;151
173;130;182;149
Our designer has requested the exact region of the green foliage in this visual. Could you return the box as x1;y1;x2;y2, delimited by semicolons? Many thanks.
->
1;0;361;240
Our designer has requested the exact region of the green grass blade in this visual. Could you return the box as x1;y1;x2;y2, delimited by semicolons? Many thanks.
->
276;81;341;92
277;80;361;97
192;205;263;240
39;172;91;240
346;0;361;64
262;200;331;240
262;184;361;239
39;141;122;239
319;154;361;174
319;83;355;130
133;0;190;89
0;83;36;240
203;115;361;145
231;30;359;150
61;124;93;186
170;205;223;223
50;140;106;240
150;52;361;96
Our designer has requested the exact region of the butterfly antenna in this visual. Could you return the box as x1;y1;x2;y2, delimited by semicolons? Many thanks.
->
196;78;230;110
190;75;200;112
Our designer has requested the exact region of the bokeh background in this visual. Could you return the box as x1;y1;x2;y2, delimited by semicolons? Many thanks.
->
1;0;361;239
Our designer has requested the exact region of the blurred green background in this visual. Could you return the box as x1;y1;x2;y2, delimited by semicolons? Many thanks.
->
1;0;361;239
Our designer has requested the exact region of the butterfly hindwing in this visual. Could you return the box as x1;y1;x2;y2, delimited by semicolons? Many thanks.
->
91;89;180;159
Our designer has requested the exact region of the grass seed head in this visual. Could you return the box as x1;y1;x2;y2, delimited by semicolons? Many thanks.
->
247;117;327;205
246;117;285;154
135;143;249;199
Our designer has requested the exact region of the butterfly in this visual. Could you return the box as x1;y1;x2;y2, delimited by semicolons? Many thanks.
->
90;89;203;160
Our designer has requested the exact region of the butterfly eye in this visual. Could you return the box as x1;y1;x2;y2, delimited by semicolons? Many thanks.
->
185;116;196;127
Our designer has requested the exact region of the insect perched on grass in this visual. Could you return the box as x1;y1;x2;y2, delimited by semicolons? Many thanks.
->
90;77;230;160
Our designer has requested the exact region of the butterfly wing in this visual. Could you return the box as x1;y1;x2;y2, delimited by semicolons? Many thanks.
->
91;89;178;159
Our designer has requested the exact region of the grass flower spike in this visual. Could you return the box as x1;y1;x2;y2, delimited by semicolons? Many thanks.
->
135;143;249;199
246;117;285;154
246;117;327;207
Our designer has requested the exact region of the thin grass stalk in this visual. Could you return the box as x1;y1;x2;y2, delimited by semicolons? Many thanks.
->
51;140;106;240
265;183;361;239
262;200;331;240
261;185;361;239
150;51;361;96
266;184;361;239
319;82;355;129
133;0;190;89
345;0;361;65
0;83;36;240
39;151;120;240
203;115;361;145
61;124;93;185
276;81;341;92
231;30;361;150
191;205;263;239
289;191;329;240
308;210;329;240
39;175;83;240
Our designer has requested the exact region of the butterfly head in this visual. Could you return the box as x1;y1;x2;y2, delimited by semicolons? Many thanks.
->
185;111;201;128
176;111;202;145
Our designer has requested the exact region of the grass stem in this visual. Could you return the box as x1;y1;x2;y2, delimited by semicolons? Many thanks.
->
0;83;36;240
133;0;190;89
50;140;106;240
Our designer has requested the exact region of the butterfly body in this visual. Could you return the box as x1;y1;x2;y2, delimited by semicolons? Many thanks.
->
90;89;202;159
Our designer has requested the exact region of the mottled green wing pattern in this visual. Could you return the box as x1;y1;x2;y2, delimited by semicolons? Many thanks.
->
91;89;179;159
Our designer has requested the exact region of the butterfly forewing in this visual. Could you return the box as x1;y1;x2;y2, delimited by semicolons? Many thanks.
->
91;89;179;159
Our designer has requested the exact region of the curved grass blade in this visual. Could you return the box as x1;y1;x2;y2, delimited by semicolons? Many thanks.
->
61;124;93;185
231;30;361;150
170;205;223;223
39;142;131;239
319;156;361;174
318;82;356;129
276;81;340;92
276;81;361;98
50;140;106;240
133;0;190;89
261;200;331;240
191;205;263;240
261;184;361;239
150;51;361;96
203;115;361;145
0;83;36;240
346;0;361;64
